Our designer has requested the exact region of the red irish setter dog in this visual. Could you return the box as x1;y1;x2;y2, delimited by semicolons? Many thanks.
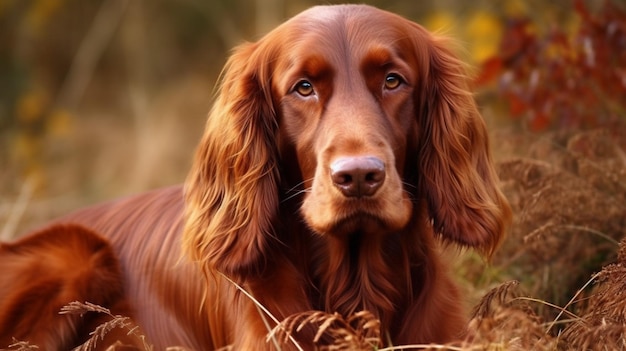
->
0;5;511;350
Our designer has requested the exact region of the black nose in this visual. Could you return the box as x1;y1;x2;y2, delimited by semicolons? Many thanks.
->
330;156;385;198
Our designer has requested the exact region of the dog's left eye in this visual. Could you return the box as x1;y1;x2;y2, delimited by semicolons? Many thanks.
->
384;74;403;90
294;80;315;97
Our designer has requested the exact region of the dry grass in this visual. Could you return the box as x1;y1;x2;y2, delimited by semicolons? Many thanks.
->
466;281;556;350
1;340;39;351
269;311;381;351
494;128;626;315
59;301;152;351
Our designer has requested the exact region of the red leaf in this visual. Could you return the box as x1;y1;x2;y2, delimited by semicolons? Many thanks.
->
506;92;527;117
474;57;503;86
530;111;550;131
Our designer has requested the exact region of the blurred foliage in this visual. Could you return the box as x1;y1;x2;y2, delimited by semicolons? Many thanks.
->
0;0;623;216
476;0;626;131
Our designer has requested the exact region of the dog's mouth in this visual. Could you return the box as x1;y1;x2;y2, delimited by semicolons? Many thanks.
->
330;212;389;236
321;199;407;236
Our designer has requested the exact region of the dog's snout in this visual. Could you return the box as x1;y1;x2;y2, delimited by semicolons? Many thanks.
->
330;157;385;197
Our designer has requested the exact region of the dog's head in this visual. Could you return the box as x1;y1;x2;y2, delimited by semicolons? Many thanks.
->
183;5;511;279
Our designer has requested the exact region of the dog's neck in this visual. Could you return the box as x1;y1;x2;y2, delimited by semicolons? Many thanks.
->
304;221;431;336
279;192;435;336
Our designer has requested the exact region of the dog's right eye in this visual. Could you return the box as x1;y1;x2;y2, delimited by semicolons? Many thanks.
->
384;73;403;90
294;80;315;97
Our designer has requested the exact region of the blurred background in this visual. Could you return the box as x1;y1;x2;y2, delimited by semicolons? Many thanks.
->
1;0;626;327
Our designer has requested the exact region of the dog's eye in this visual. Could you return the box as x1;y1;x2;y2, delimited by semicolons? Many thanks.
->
294;80;315;96
384;74;402;90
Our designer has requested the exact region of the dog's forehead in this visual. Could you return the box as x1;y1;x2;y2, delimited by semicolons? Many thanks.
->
294;4;397;29
297;4;345;22
280;4;410;56
297;4;387;21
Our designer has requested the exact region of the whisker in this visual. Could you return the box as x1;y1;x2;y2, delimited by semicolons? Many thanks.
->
283;179;311;194
281;178;314;203
401;181;418;201
401;181;418;191
281;188;312;203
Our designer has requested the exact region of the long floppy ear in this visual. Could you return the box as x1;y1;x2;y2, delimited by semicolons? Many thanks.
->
416;32;511;258
183;41;279;280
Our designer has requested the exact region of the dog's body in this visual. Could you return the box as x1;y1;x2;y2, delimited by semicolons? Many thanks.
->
60;187;210;349
1;5;510;350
